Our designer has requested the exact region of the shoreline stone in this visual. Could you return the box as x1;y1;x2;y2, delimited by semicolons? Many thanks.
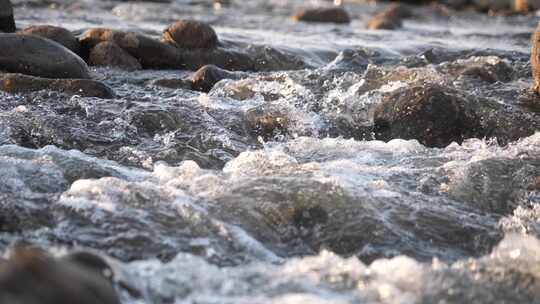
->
79;28;182;69
292;7;351;24
0;33;90;79
0;0;15;33
21;25;81;55
0;73;115;98
88;41;142;71
162;20;218;49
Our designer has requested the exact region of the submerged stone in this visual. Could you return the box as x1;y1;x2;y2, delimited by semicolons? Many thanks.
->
162;20;218;49
0;73;115;98
292;7;351;24
21;25;81;55
0;33;90;79
373;84;481;148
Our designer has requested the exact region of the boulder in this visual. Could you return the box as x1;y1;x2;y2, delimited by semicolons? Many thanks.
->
0;0;15;33
88;41;142;71
0;73;115;98
79;28;182;69
292;7;351;24
21;25;80;55
367;4;411;30
373;84;482;148
162;20;218;49
191;64;240;92
0;33;90;79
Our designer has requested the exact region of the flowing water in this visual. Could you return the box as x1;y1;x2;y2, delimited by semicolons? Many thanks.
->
1;0;540;303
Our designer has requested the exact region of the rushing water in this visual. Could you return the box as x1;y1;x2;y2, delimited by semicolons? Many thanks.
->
1;0;540;303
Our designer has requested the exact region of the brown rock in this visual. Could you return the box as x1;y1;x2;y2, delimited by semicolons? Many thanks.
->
178;47;254;71
0;33;90;79
21;25;80;55
0;248;121;304
292;7;351;24
161;20;218;49
367;4;409;30
89;41;142;71
0;73;115;98
515;0;540;12
531;21;540;95
0;0;15;33
191;64;240;92
79;28;182;69
245;105;290;140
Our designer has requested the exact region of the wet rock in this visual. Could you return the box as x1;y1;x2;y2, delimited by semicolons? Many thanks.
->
513;0;540;12
0;0;15;33
292;7;351;24
473;0;510;11
21;25;81;55
0;73;115;98
149;78;192;89
79;28;182;69
367;4;410;30
323;49;369;71
162;20;218;49
245;105;290;140
0;248;121;304
89;41;142;71
0;33;90;79
191;64;241;92
373;84;481;148
178;47;254;71
531;21;540;95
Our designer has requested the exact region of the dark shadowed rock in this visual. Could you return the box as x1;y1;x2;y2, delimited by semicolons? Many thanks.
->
89;41;142;71
179;47;254;71
531;21;540;95
0;0;15;33
373;84;482;148
162;20;218;49
149;78;192;89
79;28;182;69
0;73;115;98
191;64;240;92
292;7;351;24
0;33;90;79
0;248;121;304
367;4;411;30
21;25;81;55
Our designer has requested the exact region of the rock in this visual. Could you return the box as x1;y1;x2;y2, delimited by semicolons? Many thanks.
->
89;41;142;71
0;73;115;98
178;47;255;71
21;25;80;55
149;78;192;89
532;21;540;95
291;7;351;24
367;4;410;30
0;0;15;33
161;20;218;49
0;248;121;304
245;105;290;140
472;0;510;11
79;28;182;69
191;64;240;92
0;33;90;79
512;0;540;12
373;84;481;148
